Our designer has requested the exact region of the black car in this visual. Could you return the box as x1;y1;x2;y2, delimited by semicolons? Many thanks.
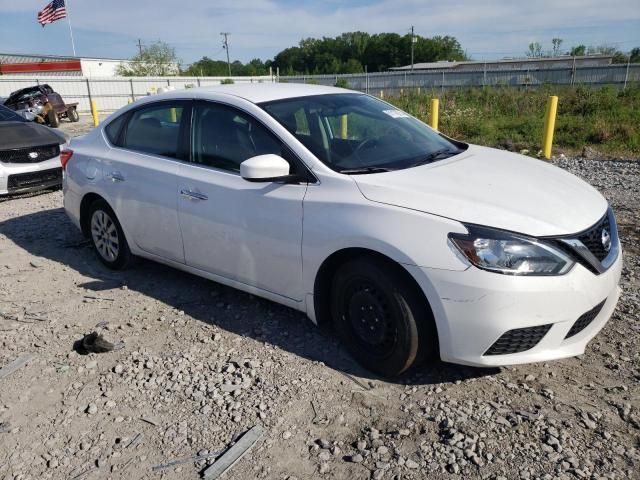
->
0;104;67;195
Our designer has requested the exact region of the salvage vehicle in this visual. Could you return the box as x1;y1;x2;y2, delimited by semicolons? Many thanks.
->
0;104;66;195
3;84;79;128
62;84;622;376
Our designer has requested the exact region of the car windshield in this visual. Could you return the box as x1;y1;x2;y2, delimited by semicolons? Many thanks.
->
260;93;465;174
8;88;42;103
0;104;27;122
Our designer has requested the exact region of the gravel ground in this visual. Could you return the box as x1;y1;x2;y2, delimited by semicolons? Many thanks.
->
0;123;638;480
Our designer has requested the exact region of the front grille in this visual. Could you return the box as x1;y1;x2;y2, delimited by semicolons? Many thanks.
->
484;324;552;356
7;168;62;193
0;144;60;164
565;299;606;339
576;214;610;262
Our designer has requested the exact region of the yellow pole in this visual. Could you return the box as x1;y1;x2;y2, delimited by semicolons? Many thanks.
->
90;100;99;127
340;114;348;139
429;98;439;131
380;90;384;99
169;107;177;123
542;95;559;159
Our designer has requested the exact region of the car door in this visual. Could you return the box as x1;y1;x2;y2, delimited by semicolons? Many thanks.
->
104;100;190;263
177;100;308;300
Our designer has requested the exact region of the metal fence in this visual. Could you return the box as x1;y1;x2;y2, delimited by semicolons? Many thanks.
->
0;75;275;113
281;64;640;96
0;65;637;114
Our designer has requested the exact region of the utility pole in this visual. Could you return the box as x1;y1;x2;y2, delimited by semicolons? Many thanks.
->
136;39;145;55
410;26;416;71
221;32;231;76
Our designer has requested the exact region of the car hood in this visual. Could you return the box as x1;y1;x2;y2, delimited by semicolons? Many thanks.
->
352;145;607;237
0;121;66;150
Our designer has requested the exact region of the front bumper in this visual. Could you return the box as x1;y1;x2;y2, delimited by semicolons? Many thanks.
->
0;157;62;195
406;241;623;367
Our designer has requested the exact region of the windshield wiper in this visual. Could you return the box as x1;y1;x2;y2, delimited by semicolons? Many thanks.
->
410;148;460;168
339;166;394;175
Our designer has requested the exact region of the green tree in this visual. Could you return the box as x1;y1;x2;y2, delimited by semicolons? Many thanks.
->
630;48;640;63
526;42;543;58
116;41;179;76
570;45;586;56
551;38;563;56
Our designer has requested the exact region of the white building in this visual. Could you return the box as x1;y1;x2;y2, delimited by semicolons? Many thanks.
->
0;52;177;77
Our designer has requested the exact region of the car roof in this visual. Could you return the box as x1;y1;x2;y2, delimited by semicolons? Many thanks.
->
190;83;355;104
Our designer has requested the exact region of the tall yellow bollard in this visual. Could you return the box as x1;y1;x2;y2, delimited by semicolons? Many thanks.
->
380;90;384;99
542;95;559;159
169;107;177;123
90;100;100;127
429;98;439;131
340;114;348;139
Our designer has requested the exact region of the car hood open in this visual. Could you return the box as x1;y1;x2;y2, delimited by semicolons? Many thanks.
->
352;145;607;237
0;121;66;150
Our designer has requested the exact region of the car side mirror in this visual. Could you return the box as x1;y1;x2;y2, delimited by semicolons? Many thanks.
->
240;154;291;182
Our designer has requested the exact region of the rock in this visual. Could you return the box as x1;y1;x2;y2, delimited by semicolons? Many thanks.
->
405;459;419;469
349;454;363;463
318;451;331;462
86;403;97;415
282;431;292;440
113;365;124;374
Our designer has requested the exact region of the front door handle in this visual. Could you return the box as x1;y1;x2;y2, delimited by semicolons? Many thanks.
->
110;172;125;182
180;189;208;201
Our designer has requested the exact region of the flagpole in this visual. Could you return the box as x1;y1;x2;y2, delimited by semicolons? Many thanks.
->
65;0;77;56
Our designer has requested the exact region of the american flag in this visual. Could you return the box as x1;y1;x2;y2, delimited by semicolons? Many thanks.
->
37;0;67;27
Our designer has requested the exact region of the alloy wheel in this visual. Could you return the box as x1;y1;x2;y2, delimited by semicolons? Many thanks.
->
91;210;120;262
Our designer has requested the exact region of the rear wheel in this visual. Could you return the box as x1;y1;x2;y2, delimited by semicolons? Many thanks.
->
87;199;132;270
47;108;60;128
330;257;438;377
67;106;79;122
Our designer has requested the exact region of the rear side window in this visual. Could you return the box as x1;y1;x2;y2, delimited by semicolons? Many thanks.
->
105;114;127;145
121;103;186;158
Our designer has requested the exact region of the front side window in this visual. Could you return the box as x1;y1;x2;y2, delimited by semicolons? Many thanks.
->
121;103;185;158
261;93;465;174
191;102;284;173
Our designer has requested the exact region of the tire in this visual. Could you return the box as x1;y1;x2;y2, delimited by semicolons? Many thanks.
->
87;199;132;270
330;257;438;377
67;106;79;122
47;108;60;128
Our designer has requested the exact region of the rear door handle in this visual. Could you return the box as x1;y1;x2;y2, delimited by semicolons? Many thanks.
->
180;189;208;201
110;172;125;182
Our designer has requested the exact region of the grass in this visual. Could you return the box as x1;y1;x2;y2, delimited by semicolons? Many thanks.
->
390;84;640;158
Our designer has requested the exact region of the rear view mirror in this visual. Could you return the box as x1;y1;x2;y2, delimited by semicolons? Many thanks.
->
240;154;290;182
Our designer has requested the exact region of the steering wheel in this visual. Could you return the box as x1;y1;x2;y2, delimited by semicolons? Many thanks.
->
353;137;380;161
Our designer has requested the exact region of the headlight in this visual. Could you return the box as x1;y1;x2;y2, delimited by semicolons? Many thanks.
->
449;225;574;276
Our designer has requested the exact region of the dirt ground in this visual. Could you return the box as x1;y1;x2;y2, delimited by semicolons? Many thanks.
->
0;118;638;480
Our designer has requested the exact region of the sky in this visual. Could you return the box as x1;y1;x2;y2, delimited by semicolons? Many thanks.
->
0;0;639;67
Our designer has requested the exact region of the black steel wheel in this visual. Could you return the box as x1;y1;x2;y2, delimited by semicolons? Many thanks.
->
331;257;437;377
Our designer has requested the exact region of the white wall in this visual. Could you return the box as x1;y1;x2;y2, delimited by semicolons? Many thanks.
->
0;75;276;112
80;59;125;77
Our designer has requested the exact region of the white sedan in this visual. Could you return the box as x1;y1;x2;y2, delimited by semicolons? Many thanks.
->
62;84;622;376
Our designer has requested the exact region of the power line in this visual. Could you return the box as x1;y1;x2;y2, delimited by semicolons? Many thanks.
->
220;32;231;76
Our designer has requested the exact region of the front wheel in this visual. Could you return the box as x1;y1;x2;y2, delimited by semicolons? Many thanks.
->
331;258;438;377
87;199;132;270
47;108;60;128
